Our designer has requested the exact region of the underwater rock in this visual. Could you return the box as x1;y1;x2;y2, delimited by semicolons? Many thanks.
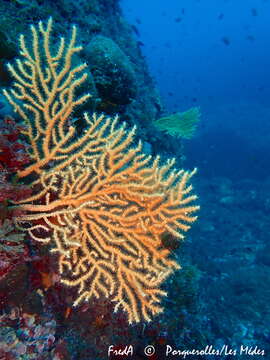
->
85;35;137;108
0;308;56;359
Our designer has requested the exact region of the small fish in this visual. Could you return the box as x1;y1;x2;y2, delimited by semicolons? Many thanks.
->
221;36;230;45
131;24;140;37
135;18;141;24
175;17;182;23
218;13;224;20
246;34;255;41
251;8;258;16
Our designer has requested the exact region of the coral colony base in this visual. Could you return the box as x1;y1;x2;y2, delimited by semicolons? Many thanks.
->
3;18;199;324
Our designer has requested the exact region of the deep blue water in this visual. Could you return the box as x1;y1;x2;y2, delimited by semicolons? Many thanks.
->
118;3;270;355
121;0;270;180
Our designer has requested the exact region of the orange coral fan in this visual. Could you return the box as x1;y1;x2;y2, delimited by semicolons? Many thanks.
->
3;18;199;323
3;18;91;179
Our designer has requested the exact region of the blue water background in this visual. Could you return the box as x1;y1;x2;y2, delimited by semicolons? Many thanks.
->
121;0;270;180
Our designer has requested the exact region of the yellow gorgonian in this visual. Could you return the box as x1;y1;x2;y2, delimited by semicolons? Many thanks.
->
3;18;199;323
